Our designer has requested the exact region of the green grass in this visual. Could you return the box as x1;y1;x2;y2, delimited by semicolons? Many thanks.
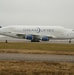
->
0;42;74;55
0;42;74;51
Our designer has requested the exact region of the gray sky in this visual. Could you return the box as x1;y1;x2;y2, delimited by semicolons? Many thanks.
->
0;0;74;29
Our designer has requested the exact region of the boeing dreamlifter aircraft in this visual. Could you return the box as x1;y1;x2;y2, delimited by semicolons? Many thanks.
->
0;25;74;43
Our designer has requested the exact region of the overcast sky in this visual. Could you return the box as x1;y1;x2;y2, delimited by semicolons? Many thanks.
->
0;0;74;29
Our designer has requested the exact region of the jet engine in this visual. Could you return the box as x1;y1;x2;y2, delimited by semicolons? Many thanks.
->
25;35;33;40
42;36;49;41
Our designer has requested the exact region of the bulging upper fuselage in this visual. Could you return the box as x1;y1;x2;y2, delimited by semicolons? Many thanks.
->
0;25;74;41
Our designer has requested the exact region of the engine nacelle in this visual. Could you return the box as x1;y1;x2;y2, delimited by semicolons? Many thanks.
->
42;36;49;41
25;35;33;40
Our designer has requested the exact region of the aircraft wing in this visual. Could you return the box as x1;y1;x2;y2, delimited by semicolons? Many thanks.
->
16;33;40;39
16;33;54;41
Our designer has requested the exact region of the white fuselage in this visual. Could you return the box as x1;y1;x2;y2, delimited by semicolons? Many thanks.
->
0;25;74;41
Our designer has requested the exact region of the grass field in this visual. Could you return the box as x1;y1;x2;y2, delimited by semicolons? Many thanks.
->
0;61;73;75
0;42;74;75
0;42;74;55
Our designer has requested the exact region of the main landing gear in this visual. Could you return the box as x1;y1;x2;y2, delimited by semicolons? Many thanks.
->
31;39;40;42
69;39;71;43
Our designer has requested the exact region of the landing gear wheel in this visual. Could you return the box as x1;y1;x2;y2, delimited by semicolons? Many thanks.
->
69;39;71;43
31;39;40;42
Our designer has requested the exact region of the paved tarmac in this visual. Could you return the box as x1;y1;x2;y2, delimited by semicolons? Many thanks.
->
0;53;74;62
0;36;74;44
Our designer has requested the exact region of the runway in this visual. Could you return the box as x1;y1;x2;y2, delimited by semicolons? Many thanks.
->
0;53;74;62
0;36;74;44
